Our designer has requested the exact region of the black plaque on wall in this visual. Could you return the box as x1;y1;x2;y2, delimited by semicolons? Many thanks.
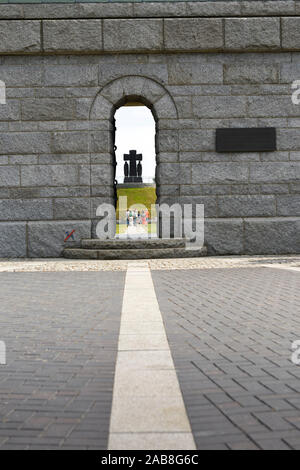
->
216;128;276;153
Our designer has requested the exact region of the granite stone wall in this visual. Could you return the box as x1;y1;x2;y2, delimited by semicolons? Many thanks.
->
0;1;299;257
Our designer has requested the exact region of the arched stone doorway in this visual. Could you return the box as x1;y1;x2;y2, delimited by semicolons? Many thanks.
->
89;75;178;238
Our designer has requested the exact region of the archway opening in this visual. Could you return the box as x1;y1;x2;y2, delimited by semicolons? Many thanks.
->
114;102;157;238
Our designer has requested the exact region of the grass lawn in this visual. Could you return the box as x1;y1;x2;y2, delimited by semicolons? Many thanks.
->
116;186;157;220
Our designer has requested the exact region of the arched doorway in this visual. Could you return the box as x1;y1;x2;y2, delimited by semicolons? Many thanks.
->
89;76;178;239
114;102;157;238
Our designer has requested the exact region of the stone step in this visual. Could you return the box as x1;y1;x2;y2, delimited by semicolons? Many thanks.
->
81;238;187;250
63;247;207;260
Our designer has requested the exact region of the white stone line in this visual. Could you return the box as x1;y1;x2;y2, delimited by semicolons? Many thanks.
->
261;264;300;273
108;261;196;451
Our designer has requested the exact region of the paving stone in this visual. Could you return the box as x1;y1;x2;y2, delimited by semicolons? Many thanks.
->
0;270;125;449
152;267;300;450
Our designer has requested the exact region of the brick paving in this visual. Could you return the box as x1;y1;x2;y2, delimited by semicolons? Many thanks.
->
152;267;300;450
0;271;125;449
1;258;300;450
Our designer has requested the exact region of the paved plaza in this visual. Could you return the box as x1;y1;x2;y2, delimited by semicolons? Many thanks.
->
0;256;300;450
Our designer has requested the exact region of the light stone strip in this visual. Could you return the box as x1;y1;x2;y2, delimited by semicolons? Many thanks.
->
108;261;196;450
261;264;300;273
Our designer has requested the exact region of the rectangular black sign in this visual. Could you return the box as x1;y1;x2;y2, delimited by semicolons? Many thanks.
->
216;128;276;152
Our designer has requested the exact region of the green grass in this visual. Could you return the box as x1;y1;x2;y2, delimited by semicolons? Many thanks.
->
116;186;157;220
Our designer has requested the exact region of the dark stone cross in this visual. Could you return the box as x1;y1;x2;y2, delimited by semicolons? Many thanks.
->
124;149;143;183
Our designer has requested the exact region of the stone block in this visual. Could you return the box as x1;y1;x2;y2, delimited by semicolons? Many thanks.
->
224;65;278;84
248;96;297;117
0;100;20;121
158;153;178;163
23;4;82;20
282;18;300;50
277;129;300;151
134;2;186;17
158;163;191;185
0;222;26;258
90;95;113;121
90;131;111;153
142;78;166;104
157;184;180;197
10;187;40;199
241;1;296;16
172;96;193;119
250;162;300;183
91;185;114;198
53;198;91;220
52;132;89;153
28;220;91;257
231;153;260;163
0;132;51;154
0;20;41;54
218;195;276;217
154;94;178;119
204;218;244;255
76;3;133;18
21;165;78;187
104;19;163;52
192;163;249;184
0;166;20;187
44;65;98;87
168;63;223;85
78;165;90;186
260;152;289;162
179;195;217;218
225;18;280;50
260;184;289;195
277;195;300;216
280;64;300;83
9;155;38;165
291;183;300;193
91;164;114;186
290;152;300;161
21;99;76;121
186;1;241;17
164;18;223;51
0;198;52;221
179;152;201;163
98;64;168;87
43;20;103;53
0;5;23;19
179;129;214;151
156;130;179;153
193;96;246;118
0;156;8;165
244;217;300;254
